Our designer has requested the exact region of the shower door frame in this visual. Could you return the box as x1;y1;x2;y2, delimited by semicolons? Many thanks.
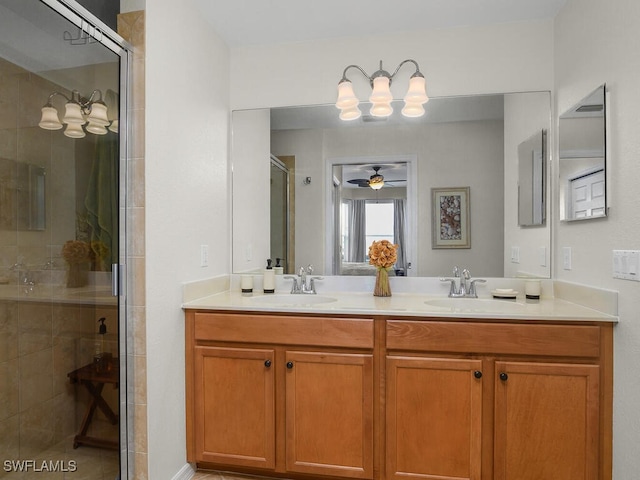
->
38;1;133;477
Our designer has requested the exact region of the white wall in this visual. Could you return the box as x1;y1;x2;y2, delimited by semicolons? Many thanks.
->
554;1;640;478
145;0;230;477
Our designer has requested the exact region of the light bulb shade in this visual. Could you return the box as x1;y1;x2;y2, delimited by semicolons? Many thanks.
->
336;80;359;109
108;119;119;133
39;106;63;130
370;102;393;117
64;123;85;138
404;75;429;104
86;121;108;135
63;102;86;124
369;176;384;190
369;76;393;104
339;106;362;121
87;101;110;126
401;101;425;118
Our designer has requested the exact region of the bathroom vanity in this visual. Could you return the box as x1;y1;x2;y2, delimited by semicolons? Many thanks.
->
184;287;615;480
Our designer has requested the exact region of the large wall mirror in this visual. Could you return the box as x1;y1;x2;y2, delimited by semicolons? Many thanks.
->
559;84;607;221
231;91;551;278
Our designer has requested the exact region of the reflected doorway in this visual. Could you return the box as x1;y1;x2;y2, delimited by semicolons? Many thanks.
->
270;155;295;274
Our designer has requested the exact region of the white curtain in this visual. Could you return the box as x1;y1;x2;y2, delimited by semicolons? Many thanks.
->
347;199;366;262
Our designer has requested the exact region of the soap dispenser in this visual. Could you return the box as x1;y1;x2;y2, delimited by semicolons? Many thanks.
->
93;317;107;373
274;258;284;275
263;259;275;294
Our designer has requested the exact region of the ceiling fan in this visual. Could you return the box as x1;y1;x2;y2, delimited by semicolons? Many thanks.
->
346;166;405;190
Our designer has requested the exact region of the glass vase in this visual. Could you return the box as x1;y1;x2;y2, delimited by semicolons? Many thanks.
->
373;267;392;297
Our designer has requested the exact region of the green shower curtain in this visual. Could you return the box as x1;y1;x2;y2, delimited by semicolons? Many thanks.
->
84;134;118;271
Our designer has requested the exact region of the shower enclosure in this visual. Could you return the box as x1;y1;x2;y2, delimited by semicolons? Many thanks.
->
0;1;129;478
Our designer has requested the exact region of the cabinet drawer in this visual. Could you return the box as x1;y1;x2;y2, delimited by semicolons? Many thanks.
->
386;320;601;357
194;312;374;349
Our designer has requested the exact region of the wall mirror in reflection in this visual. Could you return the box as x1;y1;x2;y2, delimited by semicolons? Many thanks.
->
559;84;607;221
0;159;46;231
517;129;546;226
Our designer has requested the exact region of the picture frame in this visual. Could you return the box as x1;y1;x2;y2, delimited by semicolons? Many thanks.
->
431;187;470;249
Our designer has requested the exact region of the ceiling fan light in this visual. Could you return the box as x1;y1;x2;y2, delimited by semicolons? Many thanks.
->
404;75;429;104
369;176;384;190
339;105;362;121
39;105;63;130
336;80;359;109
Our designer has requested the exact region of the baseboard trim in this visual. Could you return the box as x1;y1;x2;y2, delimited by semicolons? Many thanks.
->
172;463;196;480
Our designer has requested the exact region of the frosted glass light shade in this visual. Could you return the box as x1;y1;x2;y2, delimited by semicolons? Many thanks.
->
39;106;63;130
370;102;393;117
64;123;85;138
87;102;110;126
369;76;392;104
369;177;384;190
108;119;119;133
336;80;359;109
339;106;362;121
401;101;425;118
63;102;85;124
86;121;108;135
404;75;429;104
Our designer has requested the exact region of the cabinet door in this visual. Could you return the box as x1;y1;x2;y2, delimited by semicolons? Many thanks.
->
285;351;374;479
194;346;275;469
386;356;483;480
494;361;600;480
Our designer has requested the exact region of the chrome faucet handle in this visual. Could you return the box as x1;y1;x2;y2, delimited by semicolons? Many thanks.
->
453;266;460;277
440;277;459;297
284;275;300;294
307;276;323;294
462;268;471;280
467;279;486;298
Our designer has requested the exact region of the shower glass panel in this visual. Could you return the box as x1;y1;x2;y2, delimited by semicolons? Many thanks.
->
0;1;126;478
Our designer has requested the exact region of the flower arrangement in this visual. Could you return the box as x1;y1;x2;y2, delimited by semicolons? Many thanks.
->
368;240;398;297
61;240;90;287
61;240;91;264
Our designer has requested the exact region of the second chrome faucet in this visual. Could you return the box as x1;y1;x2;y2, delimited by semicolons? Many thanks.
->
440;266;486;298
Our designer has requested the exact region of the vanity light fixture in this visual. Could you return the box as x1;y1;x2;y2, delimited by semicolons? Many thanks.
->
38;89;118;138
336;59;429;121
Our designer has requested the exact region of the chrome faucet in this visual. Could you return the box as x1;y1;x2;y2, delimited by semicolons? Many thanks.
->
285;264;323;294
440;266;485;298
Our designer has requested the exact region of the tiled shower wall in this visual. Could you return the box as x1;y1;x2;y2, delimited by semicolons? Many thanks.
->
117;10;148;480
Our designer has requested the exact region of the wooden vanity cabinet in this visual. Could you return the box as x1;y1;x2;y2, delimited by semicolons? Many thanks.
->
185;311;375;479
386;320;612;480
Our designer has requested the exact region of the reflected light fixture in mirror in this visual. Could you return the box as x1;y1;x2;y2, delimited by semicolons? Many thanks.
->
38;89;118;138
336;59;428;121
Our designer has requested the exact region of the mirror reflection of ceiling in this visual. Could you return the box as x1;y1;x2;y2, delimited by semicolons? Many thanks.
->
195;0;568;47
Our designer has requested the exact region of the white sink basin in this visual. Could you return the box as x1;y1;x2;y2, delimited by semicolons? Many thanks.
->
424;297;524;313
248;294;338;306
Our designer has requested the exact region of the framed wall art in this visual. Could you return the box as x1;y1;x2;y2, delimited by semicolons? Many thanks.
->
431;187;470;249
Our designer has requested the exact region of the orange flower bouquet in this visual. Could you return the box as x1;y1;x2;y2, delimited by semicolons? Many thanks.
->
368;240;398;297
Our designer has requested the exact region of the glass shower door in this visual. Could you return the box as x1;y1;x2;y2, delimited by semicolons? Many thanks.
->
0;1;128;478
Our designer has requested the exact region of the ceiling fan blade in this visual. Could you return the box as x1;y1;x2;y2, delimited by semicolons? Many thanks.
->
347;178;370;186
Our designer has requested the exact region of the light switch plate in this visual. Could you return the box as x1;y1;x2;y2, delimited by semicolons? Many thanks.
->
613;250;640;281
539;246;547;267
563;247;572;270
511;246;520;263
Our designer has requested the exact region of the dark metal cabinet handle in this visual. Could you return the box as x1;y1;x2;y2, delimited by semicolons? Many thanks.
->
499;372;508;381
286;361;294;369
474;370;483;379
264;360;271;368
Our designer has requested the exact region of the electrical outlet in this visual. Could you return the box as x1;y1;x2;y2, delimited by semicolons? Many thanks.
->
563;247;572;270
511;246;520;263
200;245;209;267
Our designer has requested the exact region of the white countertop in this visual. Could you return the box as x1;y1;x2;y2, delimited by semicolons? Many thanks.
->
0;284;116;306
183;289;618;322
